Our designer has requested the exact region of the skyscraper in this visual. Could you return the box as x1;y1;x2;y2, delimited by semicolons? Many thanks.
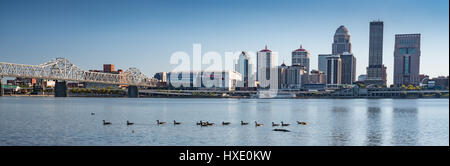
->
235;51;254;88
366;21;387;86
326;55;342;85
292;45;310;73
318;54;332;73
257;45;276;88
332;25;352;55
394;34;421;87
340;52;356;84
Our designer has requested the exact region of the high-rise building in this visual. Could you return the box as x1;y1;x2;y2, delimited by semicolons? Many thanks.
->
277;63;307;89
103;64;115;73
332;25;352;55
235;51;254;88
326;55;342;85
340;52;356;84
366;21;387;86
257;45;276;88
318;54;332;73
394;34;421;86
291;45;310;73
309;70;326;84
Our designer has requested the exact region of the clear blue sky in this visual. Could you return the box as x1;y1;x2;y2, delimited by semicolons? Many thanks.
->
1;0;448;84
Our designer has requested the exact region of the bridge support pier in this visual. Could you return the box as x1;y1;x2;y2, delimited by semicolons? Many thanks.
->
128;86;138;98
54;80;67;97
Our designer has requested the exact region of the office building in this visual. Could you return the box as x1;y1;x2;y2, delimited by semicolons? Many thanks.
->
309;70;326;84
235;51;254;88
340;52;356;84
394;34;421;86
291;45;310;73
332;25;352;55
366;21;387;86
257;45;276;88
326;55;342;85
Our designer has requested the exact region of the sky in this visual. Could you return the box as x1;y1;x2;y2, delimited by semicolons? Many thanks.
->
0;0;449;85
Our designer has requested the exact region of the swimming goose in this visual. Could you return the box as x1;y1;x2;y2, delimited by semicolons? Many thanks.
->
241;121;249;125
174;120;181;125
156;120;166;125
206;121;215;126
126;121;134;125
103;120;111;125
255;121;263;127
297;121;308;125
281;121;290;126
91;112;95;115
222;121;231;125
196;121;203;125
272;122;280;127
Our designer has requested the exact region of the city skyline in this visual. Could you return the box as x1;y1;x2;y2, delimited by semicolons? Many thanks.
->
0;0;448;85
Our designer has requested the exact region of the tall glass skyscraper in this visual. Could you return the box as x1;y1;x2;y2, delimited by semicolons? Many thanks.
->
366;21;387;86
394;34;421;87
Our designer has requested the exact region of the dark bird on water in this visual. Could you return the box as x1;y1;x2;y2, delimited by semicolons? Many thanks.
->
272;122;280;127
103;120;111;125
174;120;181;125
157;120;166;125
126;121;134;125
241;121;249;125
281;121;290;127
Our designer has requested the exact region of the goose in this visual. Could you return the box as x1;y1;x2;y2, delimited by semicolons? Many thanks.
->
126;121;134;125
222;121;231;125
297;121;308;125
272;122;280;127
156;120;166;125
103;120;111;125
91;112;95;115
273;128;290;132
241;121;249;125
174;120;181;125
206;121;215;126
196;121;203;125
281;121;290;126
254;121;263;127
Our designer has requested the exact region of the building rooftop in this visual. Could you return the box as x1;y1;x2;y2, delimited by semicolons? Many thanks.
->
259;45;272;52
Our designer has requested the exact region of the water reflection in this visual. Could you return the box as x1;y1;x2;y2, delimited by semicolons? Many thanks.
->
366;107;383;146
330;106;351;146
392;107;418;145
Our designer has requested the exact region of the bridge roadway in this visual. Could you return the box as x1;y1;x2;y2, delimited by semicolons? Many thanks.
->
0;58;156;97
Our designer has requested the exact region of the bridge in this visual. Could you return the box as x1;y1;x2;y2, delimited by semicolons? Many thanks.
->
0;58;156;97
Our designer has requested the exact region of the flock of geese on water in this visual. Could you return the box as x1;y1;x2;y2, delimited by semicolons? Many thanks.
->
97;112;308;132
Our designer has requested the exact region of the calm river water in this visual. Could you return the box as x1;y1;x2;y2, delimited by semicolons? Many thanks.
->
0;97;448;146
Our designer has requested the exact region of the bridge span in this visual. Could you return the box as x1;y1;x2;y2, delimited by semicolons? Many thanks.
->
0;58;156;97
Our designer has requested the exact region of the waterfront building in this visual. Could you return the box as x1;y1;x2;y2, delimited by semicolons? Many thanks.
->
366;21;387;86
326;55;342;85
394;34;421;86
340;52;356;84
167;70;242;91
309;70;326;84
235;51;254;88
257;45;276;88
318;54;332;75
291;45;310;73
332;25;352;55
428;76;449;89
277;63;307;89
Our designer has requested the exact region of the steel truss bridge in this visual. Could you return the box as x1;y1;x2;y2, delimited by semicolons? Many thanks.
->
0;58;156;87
